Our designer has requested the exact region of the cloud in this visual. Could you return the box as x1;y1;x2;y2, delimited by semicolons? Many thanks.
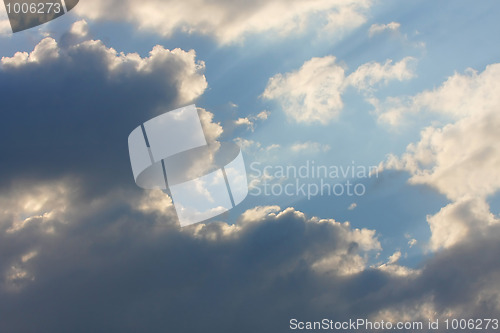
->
69;19;89;38
427;197;499;250
0;35;207;196
1;37;206;101
1;9;499;331
74;0;371;44
346;57;416;91
234;110;269;131
0;179;392;331
290;141;331;153
262;56;416;124
199;107;224;143
380;64;500;251
323;2;369;34
376;64;500;126
2;175;500;331
234;117;253;127
368;22;401;37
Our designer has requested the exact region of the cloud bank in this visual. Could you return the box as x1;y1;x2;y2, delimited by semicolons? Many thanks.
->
73;0;371;44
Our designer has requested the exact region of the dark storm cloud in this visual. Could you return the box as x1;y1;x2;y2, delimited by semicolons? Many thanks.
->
0;193;380;333
0;185;499;333
0;34;207;196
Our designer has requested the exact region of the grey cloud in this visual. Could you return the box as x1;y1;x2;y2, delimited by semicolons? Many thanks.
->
1;178;499;332
0;180;382;332
0;35;207;197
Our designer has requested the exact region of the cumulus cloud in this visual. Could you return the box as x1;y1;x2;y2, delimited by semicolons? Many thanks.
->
234;110;270;131
0;178;390;332
262;56;345;124
381;64;500;200
0;35;207;195
74;0;371;44
368;22;401;37
405;234;418;248
375;251;418;277
323;2;369;34
347;57;416;91
1;36;206;103
376;64;500;126
69;19;89;38
234;138;280;155
262;56;416;124
2;175;500;331
380;64;500;251
427;198;499;250
1;8;499;331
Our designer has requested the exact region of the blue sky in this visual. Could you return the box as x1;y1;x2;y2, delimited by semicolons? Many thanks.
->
1;0;500;332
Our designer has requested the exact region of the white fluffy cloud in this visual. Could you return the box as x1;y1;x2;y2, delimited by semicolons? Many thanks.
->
234;110;270;131
427;197;499;250
323;2;369;34
1;37;60;65
262;56;416;124
381;64;500;249
74;0;371;44
383;64;500;201
376;64;500;125
368;22;401;37
3;174;500;331
69;19;89;38
262;56;345;124
347;57;416;91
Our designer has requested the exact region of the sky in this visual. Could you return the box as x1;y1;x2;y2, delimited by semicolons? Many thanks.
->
0;0;500;332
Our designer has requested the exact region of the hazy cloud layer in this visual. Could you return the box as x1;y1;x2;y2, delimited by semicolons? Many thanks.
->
73;0;371;44
369;22;401;37
381;64;500;250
